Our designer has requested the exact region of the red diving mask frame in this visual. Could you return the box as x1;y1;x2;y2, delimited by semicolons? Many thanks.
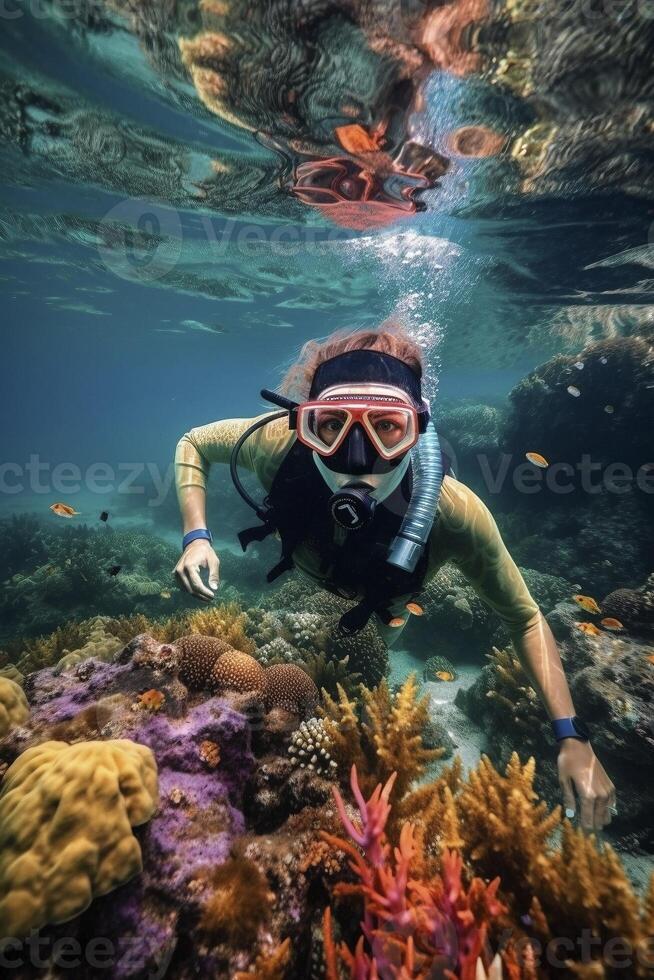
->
296;395;422;461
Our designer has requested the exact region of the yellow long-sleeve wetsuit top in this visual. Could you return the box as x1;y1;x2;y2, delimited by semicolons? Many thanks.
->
175;412;540;642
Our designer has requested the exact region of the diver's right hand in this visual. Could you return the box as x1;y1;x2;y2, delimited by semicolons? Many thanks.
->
174;539;220;601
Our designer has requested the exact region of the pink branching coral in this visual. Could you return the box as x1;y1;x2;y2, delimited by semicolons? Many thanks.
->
321;765;508;979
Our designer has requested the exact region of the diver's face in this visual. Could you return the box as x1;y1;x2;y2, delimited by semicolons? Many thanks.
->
312;382;414;492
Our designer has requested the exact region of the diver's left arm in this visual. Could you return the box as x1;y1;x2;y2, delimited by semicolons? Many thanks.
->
441;479;616;831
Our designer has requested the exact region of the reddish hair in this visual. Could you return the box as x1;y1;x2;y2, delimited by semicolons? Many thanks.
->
280;323;424;400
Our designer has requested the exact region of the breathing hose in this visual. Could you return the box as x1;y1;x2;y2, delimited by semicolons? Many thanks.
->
386;421;444;574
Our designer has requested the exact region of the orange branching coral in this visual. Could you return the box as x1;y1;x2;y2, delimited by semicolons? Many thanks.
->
321;682;369;780
483;647;543;733
321;765;509;980
232;938;292;980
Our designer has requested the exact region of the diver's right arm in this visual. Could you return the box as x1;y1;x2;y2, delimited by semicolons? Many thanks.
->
173;418;258;601
173;413;292;600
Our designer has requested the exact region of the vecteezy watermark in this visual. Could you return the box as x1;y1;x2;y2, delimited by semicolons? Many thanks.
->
1;452;653;510
0;931;173;978
480;453;654;496
0;456;175;507
497;928;654;972
96;197;361;285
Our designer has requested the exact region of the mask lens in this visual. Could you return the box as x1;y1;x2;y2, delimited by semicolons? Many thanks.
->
300;406;352;454
364;407;416;457
365;408;412;451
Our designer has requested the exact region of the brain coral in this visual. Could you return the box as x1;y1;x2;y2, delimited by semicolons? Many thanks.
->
0;739;158;938
177;634;232;689
213;650;265;693
263;664;319;717
0;676;29;739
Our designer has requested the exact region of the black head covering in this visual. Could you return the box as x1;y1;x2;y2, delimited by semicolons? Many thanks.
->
309;349;423;407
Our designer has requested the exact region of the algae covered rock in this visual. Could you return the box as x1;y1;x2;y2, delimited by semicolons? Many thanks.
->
0;738;158;939
0;676;29;739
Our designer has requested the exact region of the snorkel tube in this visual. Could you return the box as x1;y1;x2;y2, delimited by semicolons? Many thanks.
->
386;420;444;573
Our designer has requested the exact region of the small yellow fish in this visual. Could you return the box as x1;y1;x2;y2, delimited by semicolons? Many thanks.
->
435;670;455;682
160;590;172;600
567;385;581;398
525;452;549;468
389;617;406;628
137;689;165;711
576;622;602;637
600;617;624;631
405;601;424;616
604;405;614;414
50;502;81;518
573;594;601;614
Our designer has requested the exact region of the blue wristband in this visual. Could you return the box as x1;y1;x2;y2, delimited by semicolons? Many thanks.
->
551;716;590;742
182;528;213;550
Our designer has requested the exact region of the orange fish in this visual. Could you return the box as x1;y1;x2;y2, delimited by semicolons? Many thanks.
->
573;595;601;615
389;617;406;628
525;452;548;468
646;654;654;666
50;502;81;518
576;622;602;637
435;670;455;682
600;618;624;631
137;689;165;711
405;601;425;616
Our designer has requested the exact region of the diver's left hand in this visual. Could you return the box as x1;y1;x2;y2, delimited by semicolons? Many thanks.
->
557;739;616;832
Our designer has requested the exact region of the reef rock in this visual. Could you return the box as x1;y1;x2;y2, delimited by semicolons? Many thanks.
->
602;573;654;636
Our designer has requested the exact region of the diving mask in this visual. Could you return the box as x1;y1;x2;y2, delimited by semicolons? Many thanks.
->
295;392;420;461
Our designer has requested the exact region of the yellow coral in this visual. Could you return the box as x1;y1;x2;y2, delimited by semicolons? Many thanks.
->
395;757;464;862
457;753;560;896
0;739;158;938
0;677;29;739
185;602;256;655
362;674;444;799
321;676;445;798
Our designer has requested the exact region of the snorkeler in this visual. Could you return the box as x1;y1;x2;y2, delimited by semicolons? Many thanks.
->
174;326;616;832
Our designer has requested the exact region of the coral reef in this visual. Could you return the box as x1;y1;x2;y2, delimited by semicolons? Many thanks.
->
52;616;124;674
0;624;652;978
457;602;654;849
214;649;266;693
0;522;182;645
322;766;508;979
288;717;338;778
0;739;158;938
0;676;29;738
177;634;233;689
322;675;445;798
602;574;654;636
264;663;319;716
